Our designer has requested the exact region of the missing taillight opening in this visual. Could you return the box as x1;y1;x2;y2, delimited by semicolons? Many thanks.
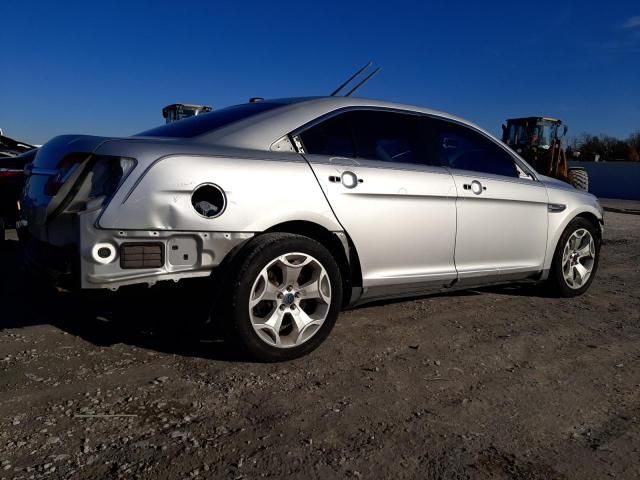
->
89;157;136;199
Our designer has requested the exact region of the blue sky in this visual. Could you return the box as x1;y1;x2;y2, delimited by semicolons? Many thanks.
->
1;1;639;145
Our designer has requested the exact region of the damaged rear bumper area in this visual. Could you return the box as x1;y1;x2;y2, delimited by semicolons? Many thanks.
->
25;206;253;290
77;208;253;290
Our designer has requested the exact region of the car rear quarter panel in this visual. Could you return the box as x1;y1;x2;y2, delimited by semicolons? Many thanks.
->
98;154;342;233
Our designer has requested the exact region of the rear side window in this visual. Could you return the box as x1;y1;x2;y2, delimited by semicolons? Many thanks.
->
430;119;518;177
299;113;355;157
300;109;437;166
136;102;285;138
350;111;429;165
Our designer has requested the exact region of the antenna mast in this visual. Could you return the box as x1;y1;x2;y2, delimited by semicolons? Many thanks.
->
344;67;381;97
329;62;380;97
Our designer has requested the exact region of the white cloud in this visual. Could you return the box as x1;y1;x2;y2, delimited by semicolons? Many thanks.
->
623;16;640;28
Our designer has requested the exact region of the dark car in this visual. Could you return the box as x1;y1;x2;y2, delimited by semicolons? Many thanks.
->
1;134;37;239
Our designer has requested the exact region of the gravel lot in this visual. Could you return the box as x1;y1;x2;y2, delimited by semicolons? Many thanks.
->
1;200;639;479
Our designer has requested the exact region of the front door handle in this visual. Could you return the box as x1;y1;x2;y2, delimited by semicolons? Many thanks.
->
329;171;363;189
463;180;486;195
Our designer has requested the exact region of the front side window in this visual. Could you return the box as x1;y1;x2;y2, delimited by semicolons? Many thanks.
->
431;120;519;178
350;110;432;165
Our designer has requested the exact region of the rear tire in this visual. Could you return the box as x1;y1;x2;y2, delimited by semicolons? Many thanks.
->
224;233;343;362
568;168;589;191
0;218;5;241
548;217;600;297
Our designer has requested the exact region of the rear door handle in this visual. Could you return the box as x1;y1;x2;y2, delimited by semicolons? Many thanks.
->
463;180;486;195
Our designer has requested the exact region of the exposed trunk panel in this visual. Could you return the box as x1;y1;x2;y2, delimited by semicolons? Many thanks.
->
21;135;110;241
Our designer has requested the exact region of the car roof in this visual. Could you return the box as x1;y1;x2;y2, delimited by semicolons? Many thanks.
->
199;96;486;151
268;96;460;118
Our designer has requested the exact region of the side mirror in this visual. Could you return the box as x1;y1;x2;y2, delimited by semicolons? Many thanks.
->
560;125;568;137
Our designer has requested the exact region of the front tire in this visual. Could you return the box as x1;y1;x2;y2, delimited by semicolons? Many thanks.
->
548;217;600;297
226;233;343;362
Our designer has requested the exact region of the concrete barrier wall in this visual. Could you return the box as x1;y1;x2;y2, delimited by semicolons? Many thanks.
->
568;161;640;200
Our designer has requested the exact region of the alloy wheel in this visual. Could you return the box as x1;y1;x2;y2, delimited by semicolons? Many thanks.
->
562;228;596;289
248;252;332;348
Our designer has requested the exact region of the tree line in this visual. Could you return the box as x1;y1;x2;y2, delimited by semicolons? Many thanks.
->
568;131;640;161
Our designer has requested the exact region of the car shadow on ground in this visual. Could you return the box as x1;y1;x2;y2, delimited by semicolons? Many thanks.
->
0;238;248;362
1;238;556;361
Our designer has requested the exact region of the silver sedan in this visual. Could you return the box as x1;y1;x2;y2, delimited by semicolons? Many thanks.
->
21;96;603;361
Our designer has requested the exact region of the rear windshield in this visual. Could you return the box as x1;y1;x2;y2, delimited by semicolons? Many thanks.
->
136;102;285;138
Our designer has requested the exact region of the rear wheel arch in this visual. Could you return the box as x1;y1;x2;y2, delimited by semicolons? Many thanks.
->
263;220;362;307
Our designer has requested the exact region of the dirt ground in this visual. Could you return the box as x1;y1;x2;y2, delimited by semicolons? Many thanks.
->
1;200;639;480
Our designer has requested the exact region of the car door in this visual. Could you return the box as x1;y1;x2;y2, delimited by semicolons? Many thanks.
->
293;109;458;299
431;117;549;283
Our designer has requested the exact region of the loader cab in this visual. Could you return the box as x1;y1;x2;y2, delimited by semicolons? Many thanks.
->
162;104;212;124
502;117;567;150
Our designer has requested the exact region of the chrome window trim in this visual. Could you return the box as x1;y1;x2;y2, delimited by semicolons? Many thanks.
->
289;106;539;182
446;167;547;188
